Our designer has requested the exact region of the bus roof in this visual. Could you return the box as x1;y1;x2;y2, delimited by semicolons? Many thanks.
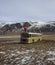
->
28;32;42;35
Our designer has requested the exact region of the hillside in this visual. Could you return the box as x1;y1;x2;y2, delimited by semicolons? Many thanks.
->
0;21;55;35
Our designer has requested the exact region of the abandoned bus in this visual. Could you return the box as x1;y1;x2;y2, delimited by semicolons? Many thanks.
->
20;32;42;43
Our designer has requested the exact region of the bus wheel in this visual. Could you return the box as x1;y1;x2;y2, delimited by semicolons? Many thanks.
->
37;38;40;42
32;39;34;43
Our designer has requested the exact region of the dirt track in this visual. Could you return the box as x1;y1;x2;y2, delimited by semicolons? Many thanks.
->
0;40;55;65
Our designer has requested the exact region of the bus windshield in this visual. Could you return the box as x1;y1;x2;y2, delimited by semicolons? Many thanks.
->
21;32;31;38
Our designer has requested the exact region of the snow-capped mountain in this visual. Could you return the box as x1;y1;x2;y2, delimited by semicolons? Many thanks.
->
27;20;48;30
0;22;7;28
27;20;55;33
0;20;55;35
0;22;14;28
48;21;55;26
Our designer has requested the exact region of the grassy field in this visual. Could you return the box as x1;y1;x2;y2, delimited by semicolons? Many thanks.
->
0;40;55;65
0;33;55;42
0;32;55;65
0;32;20;36
0;37;20;42
42;34;55;41
0;32;21;41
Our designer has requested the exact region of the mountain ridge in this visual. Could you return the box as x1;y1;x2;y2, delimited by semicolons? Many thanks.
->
0;21;55;35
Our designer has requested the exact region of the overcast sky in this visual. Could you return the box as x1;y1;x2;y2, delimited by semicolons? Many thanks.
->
0;0;55;22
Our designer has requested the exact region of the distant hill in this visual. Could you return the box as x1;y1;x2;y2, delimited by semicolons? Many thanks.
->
27;21;55;33
0;21;55;35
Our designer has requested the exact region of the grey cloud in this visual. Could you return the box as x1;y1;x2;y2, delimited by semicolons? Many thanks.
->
0;0;55;22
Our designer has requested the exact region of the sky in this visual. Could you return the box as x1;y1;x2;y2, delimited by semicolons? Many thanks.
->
0;0;55;23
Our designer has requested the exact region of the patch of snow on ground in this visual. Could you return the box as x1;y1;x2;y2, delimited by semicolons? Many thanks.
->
47;57;55;61
1;47;55;65
45;51;55;64
21;56;32;64
0;51;5;54
17;48;35;55
47;51;55;55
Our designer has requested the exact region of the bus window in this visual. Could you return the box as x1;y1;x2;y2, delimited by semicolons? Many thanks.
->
29;34;31;37
21;32;30;38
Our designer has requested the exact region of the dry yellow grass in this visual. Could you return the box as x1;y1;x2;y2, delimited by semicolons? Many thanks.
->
0;37;20;41
0;32;55;42
42;34;55;41
3;32;20;36
0;32;21;41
